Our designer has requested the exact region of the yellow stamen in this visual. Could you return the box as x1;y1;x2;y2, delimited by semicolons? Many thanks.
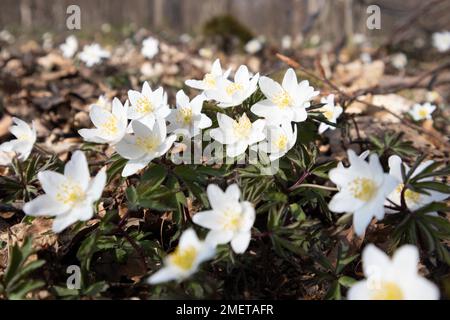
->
273;134;288;151
56;181;85;206
273;90;293;109
170;245;198;271
136;96;154;114
136;137;158;152
203;73;216;88
395;184;421;204
372;282;404;300
233;114;252;139
349;178;377;201
226;82;243;96
176;107;193;125
418;108;429;118
100;116;118;135
222;209;242;231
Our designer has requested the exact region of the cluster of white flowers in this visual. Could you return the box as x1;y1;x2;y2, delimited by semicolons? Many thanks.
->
1;55;443;299
432;31;450;53
328;150;448;237
59;35;110;67
184;60;334;159
149;183;256;284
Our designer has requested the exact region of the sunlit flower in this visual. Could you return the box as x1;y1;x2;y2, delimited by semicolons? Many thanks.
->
0;117;36;162
0;29;14;44
193;184;255;253
317;94;343;134
23;151;106;233
386;155;448;213
390;53;407;70
141;36;159;59
251;68;319;124
432;31;450;52
259;122;297;161
205;65;259;108
60;35;78;58
78;98;128;145
209;113;265;158
127;81;170;128
408;102;436;121
78;43;110;67
348;244;439;300
244;38;263;54
148;228;215;284
281;35;292;50
185;59;230;91
116;119;176;177
167;90;211;138
328;150;397;236
93;95;112;111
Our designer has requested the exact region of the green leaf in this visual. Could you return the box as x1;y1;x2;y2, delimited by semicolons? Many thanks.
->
338;276;357;288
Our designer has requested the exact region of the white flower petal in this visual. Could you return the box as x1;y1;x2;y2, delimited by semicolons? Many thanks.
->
230;231;251;254
23;194;67;216
64;151;90;190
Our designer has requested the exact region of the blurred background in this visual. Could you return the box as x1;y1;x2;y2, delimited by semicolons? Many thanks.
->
1;0;450;44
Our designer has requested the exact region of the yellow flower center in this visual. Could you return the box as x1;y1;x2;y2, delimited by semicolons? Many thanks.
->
349;178;377;201
170;245;198;271
222;209;242;231
395;184;421;205
56;181;86;206
136;137;158;152
273;134;288;151
100;116;119;135
176;107;193;125
203;73;216;88
136;96;154;114
418;108;429;118
323;110;334;121
17;133;32;141
233;114;252;139
226;82;243;96
372;282;404;300
273;90;293;109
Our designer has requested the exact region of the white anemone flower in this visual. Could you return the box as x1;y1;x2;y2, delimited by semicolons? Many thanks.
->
94;95;112;111
193;184;255;254
317;94;343;134
23;151;106;233
78;98;129;145
59;35;78;58
148;228;216;284
0;117;36;162
185;59;231;91
78;43;110;67
127;81;170;128
408;102;436;121
141;36;159;59
432;31;450;52
244;38;263;54
209;113;265;158
348;244;439;300
328;150;397;236
116;119;176;177
259;122;297;161
205;65;259;108
167;90;211;138
251;68;319;124
386;155;448;213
